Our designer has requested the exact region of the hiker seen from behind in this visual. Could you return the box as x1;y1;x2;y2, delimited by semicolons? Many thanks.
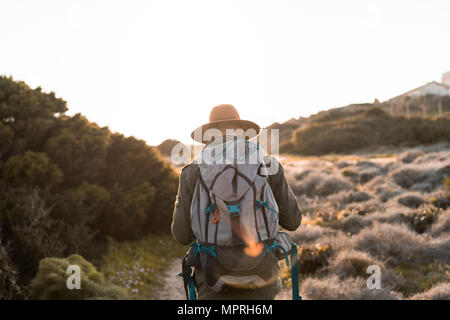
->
172;104;302;300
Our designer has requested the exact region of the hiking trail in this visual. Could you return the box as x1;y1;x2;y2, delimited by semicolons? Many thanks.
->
154;258;290;300
154;258;185;300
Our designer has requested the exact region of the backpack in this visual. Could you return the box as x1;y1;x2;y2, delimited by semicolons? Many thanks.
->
179;138;301;300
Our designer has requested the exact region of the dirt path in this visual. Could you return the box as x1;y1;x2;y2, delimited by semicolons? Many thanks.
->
154;257;292;300
153;258;186;300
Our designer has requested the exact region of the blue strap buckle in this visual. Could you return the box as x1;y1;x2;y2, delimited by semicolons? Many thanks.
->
192;242;217;258
256;200;279;215
227;204;240;217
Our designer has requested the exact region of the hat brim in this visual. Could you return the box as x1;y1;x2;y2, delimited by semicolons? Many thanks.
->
191;119;261;143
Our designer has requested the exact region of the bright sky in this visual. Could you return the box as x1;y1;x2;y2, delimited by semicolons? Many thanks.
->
1;0;450;145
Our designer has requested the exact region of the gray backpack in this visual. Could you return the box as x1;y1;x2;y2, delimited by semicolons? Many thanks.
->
180;138;301;300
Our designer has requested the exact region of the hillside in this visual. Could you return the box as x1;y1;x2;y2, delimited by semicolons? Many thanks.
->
268;101;450;156
268;103;374;145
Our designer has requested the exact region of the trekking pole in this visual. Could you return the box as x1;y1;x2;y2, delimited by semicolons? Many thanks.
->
179;255;197;300
290;243;302;300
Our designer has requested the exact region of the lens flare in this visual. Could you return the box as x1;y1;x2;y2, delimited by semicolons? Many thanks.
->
218;203;265;257
232;217;264;257
243;240;264;257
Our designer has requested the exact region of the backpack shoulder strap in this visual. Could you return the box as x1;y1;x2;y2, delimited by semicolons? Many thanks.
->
196;166;215;243
181;162;201;197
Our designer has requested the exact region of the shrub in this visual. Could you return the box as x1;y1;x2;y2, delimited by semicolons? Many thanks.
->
336;161;350;169
415;142;450;155
359;169;381;184
298;244;333;275
375;184;403;202
344;198;381;217
352;222;450;265
410;182;434;193
0;188;66;282
291;225;337;244
0;245;24;299
400;150;424;163
436;165;450;181
301;275;402;300
430;209;450;237
343;191;372;204
391;162;450;192
342;169;357;179
294;169;313;181
397;193;426;208
51;181;109;253
431;191;450;210
390;262;450;297
1;151;63;188
95;133;178;239
293;172;352;197
291;172;322;196
0;75;67;157
327;250;382;279
338;214;371;235
366;207;410;225
30;254;127;299
157;139;182;157
409;282;450;300
342;165;381;184
445;178;450;191
391;167;429;189
406;207;441;234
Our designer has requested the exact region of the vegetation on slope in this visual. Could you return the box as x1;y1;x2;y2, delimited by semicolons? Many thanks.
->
281;107;450;155
0;76;179;297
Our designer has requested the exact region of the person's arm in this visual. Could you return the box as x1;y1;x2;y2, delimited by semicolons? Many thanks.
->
267;158;302;231
171;163;198;245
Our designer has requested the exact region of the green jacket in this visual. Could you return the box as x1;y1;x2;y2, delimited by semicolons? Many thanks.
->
171;156;302;299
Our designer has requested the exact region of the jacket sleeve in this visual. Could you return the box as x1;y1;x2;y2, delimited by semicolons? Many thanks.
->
267;158;302;231
171;164;197;245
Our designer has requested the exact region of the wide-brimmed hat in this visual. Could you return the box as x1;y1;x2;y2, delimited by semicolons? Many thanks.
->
191;104;261;143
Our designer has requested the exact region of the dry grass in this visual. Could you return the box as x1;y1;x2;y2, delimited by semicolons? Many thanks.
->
283;143;450;300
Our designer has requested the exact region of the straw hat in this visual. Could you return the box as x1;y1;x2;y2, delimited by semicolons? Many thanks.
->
191;104;261;143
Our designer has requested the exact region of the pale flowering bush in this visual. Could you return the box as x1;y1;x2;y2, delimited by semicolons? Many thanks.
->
409;283;450;300
301;275;402;300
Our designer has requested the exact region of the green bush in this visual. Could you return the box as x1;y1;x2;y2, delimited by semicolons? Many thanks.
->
0;76;179;291
406;207;441;234
30;254;127;300
94;133;178;239
298;244;333;275
1;151;63;188
0;187;66;281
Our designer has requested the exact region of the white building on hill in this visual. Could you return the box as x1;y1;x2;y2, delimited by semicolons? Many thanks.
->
387;71;450;116
393;72;450;99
